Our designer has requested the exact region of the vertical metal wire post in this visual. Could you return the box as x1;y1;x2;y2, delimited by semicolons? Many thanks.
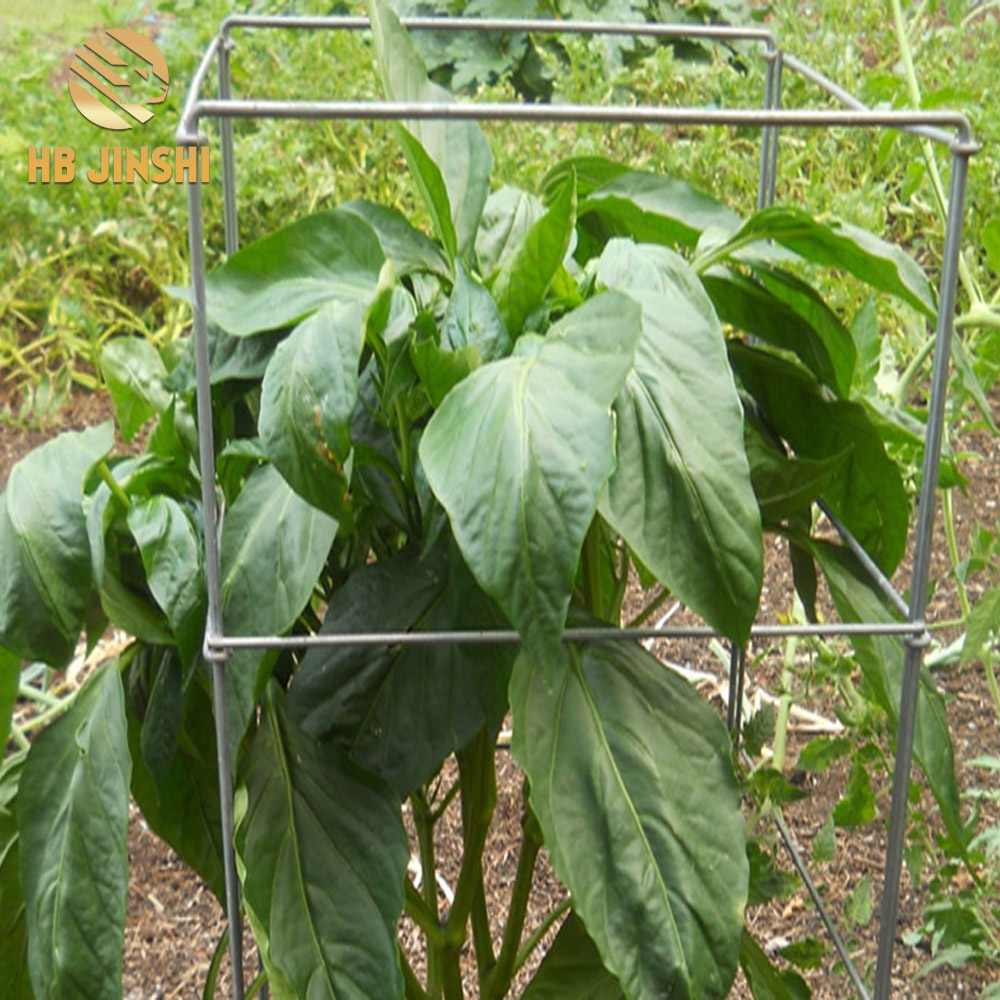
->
765;51;783;206
186;170;246;1000
757;44;777;210
218;30;239;256
872;147;971;1000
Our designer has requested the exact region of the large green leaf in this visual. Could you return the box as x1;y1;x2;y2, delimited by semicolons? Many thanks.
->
220;465;338;758
203;210;385;336
259;301;363;521
441;263;511;362
235;688;408;1000
0;753;32;1000
475;185;545;277
744;424;850;526
731;343;908;573
127;497;206;672
596;240;762;643
579;167;741;249
19;664;131;1000
100;338;171;441
511;637;747;1000
701;269;847;396
288;547;513;797
368;0;492;262
739;931;809;1000
711;206;936;317
126;667;225;902
0;424;113;666
0;648;17;754
340;199;451;279
522;912;624;1000
809;541;967;855
490;171;576;337
420;293;642;669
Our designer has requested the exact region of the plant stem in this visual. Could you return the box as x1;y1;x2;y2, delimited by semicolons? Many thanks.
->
405;879;448;950
983;647;1000;725
202;926;229;1000
513;898;572;975
485;793;542;1000
625;585;669;628
470;883;494;995
581;520;605;620
411;790;444;997
400;943;434;1000
441;730;497;994
941;475;971;620
97;459;131;511
772;636;798;772
892;334;936;407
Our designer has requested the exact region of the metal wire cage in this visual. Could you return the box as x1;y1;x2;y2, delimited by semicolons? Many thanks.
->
175;14;978;1000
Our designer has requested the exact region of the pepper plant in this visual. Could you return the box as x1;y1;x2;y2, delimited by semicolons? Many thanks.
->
0;3;970;997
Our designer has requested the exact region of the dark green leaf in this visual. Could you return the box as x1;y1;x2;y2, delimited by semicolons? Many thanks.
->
732;344;908;573
810;540;968;855
490;170;576;338
100;338;170;441
596;241;762;643
796;736;852;773
127;497;206;672
126;668;225;902
420;293;641;669
220;465;338;758
441;262;511;362
511;636;747;999
0;648;17;754
138;648;184;787
19;664;130;1000
236;688;408;999
739;931;810;1000
259;301;362;521
702;269;846;396
542;155;630;203
165;324;286;394
747;841;798;906
340;198;451;279
203;211;385;336
368;0;492;261
522;912;624;1000
580;169;741;249
475;185;545;277
289;547;513;797
0;753;32;1000
749;767;808;806
0;424;113;665
409;316;480;409
983;218;1000;278
833;760;876;828
744;424;850;525
713;206;935;317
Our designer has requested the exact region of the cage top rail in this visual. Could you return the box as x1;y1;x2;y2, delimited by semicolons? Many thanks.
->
174;14;977;154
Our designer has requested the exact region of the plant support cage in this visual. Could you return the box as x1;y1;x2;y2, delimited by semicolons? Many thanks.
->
175;14;979;1000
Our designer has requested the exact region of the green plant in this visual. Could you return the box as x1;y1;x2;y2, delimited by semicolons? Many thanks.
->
0;3;975;997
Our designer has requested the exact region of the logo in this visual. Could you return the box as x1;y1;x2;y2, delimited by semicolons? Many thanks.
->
68;29;169;131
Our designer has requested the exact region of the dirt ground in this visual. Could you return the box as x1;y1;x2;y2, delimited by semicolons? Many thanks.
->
3;384;999;999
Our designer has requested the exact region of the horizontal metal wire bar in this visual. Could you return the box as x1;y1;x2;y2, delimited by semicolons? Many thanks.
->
782;52;974;151
205;620;926;654
220;13;776;46
178;99;973;144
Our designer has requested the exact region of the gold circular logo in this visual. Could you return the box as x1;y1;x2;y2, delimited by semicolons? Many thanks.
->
68;29;169;131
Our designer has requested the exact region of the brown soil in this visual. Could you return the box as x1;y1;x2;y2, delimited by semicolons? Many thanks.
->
3;385;1000;999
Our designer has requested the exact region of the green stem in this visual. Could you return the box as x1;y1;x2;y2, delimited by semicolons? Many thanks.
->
405;879;448;950
470;883;495;994
429;778;462;824
513;898;572;975
9;725;30;751
400;942;434;1000
202;926;229;1000
625;586;671;628
17;684;59;707
983;647;1000;725
484;796;542;1000
97;460;131;511
941;480;971;620
772;637;798;772
411;790;444;997
892;334;936;407
581;521;605;620
245;970;268;1000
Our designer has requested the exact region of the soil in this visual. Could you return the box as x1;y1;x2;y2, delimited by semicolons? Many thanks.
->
3;384;999;999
